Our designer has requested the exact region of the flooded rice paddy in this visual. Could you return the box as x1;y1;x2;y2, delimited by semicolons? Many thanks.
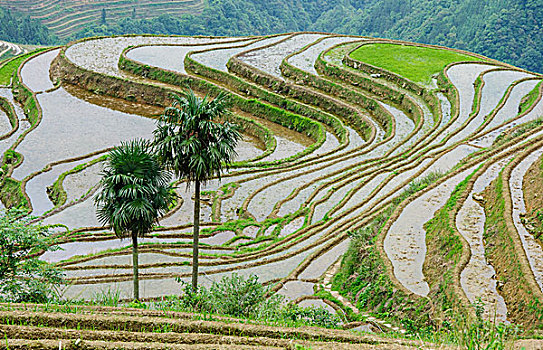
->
2;34;542;325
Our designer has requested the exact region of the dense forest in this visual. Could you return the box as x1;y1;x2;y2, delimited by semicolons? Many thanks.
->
0;0;541;73
0;8;56;45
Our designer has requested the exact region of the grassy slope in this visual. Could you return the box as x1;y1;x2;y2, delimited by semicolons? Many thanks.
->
349;43;483;84
0;48;47;85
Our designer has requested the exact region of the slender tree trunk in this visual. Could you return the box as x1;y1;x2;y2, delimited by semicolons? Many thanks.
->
191;179;201;292
132;234;139;301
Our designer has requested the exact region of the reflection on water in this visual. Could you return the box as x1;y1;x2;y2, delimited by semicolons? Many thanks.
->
20;49;60;92
13;87;156;180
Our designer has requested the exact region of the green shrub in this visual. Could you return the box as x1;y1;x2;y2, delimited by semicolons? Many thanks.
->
281;303;341;328
0;208;64;303
154;273;340;328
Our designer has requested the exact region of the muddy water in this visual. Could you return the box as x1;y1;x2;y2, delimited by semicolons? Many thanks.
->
12;88;156;180
238;113;314;163
0;88;30;156
437;92;453;127
457;158;510;321
312;131;340;158
277;281;315;301
42;197;101;229
338;171;395;220
60;239;327;300
76;253;193;267
384;167;475;296
259;134;307;163
310;174;378;224
279;217;305;237
234;136;265;162
344;144;478;222
238;33;326;79
445;70;532;147
323;42;361;66
20;49;60;92
64;220;328;287
63;160;104;204
440;63;496;145
60;277;185;301
344;126;367;150
378;102;416;156
159;187;213;226
485;79;541;131
42;234;224;264
298;239;350;280
25;155;103;216
423;144;479;175
192;35;288;72
470;80;542;148
247;148;376;221
64;84;163;118
0;107;11;135
65;36;239;78
289;36;361;75
252;116;392;219
478;70;532;119
242;225;259;238
63;242;318;299
510;147;543;291
292;98;424;219
127;40;252;74
264;105;408;220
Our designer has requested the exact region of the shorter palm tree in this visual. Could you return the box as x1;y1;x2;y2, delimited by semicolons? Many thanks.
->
94;139;174;301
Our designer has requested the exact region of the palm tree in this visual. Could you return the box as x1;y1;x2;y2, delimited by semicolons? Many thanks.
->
153;90;241;291
94;139;174;301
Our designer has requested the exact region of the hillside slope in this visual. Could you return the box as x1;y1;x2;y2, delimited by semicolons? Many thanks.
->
0;0;204;40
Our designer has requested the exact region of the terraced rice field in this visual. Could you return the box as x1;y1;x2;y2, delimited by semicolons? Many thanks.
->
1;32;543;342
0;303;440;349
0;0;205;39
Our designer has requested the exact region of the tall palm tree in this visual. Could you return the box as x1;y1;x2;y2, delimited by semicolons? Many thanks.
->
153;90;241;291
94;139;174;301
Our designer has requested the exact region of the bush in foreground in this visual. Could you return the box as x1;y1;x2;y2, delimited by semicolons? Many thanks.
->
154;273;342;328
0;208;64;303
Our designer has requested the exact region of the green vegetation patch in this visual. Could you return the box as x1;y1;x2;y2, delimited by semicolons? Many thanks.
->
349;43;483;84
519;81;542;115
0;177;28;209
0;48;48;86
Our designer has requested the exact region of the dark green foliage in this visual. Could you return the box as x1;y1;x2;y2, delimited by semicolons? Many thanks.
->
0;8;57;45
94;139;174;239
0;208;64;303
153;89;241;291
153;90;242;184
94;139;174;300
174;274;275;318
157;273;341;328
101;8;107;25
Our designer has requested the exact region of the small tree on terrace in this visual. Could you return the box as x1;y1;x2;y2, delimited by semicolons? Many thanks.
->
0;208;64;303
94;139;174;301
153;90;241;291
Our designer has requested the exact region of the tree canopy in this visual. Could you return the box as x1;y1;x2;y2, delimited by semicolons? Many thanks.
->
0;8;57;45
0;208;63;303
